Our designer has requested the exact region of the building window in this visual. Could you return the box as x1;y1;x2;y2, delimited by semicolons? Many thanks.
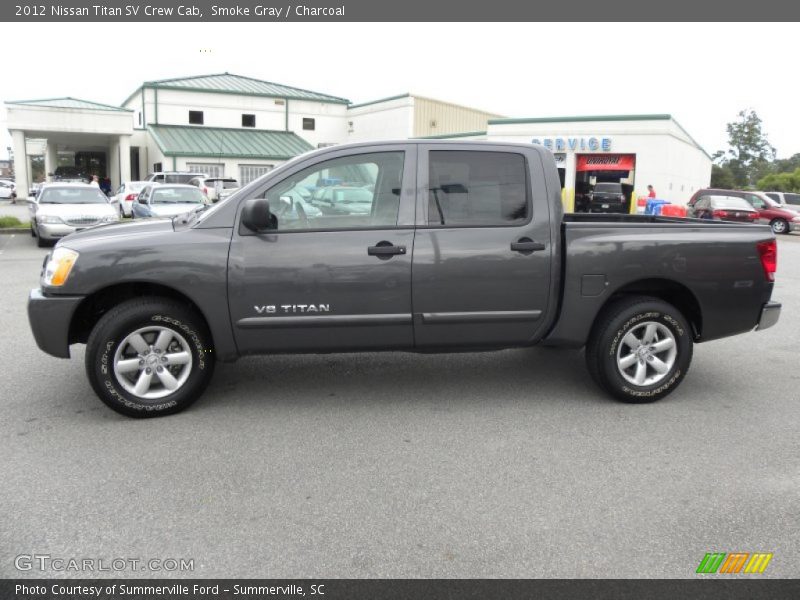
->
138;111;142;126
242;114;256;128
153;162;163;173
189;111;204;125
239;164;274;186
187;163;224;178
302;118;315;131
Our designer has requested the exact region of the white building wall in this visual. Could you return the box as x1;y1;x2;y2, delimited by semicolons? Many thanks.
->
285;99;349;147
346;96;415;142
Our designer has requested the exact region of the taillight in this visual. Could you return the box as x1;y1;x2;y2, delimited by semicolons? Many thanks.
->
125;194;137;201
747;212;759;220
203;186;208;196
712;209;728;219
757;240;777;282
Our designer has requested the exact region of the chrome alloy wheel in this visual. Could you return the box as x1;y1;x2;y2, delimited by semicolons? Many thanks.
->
616;321;678;387
112;326;193;400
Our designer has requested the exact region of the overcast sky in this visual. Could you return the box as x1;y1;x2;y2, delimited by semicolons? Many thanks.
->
1;22;797;160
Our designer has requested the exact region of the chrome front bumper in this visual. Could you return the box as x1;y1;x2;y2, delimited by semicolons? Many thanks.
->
756;301;781;331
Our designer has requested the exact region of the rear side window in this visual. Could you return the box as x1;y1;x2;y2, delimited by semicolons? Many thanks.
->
427;151;529;226
785;193;800;205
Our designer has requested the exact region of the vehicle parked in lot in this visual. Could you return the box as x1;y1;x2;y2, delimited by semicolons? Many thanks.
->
110;181;148;217
311;185;375;215
131;184;207;219
187;176;240;203
27;141;781;417
52;166;89;183
0;180;16;200
144;171;205;185
764;191;800;208
587;182;627;213
27;183;119;247
29;182;43;197
688;188;800;234
686;194;759;223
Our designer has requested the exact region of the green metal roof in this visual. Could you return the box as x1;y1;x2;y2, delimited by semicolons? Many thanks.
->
488;114;672;125
126;73;349;105
148;125;314;160
5;97;132;112
416;130;487;139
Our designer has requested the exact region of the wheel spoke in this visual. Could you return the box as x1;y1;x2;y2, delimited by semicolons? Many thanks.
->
634;361;648;385
165;351;191;365
650;356;671;374
156;368;179;391
642;323;658;344
133;370;153;396
618;352;638;370
154;329;173;352
115;358;141;374
622;332;640;349
650;338;675;353
127;333;150;355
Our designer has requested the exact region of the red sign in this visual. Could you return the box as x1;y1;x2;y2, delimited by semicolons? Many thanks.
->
577;154;635;172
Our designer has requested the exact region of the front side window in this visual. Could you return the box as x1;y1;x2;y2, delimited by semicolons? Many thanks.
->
427;151;529;226
264;151;404;231
744;194;765;209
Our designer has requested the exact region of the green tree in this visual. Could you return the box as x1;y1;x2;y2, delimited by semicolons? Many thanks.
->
710;164;735;189
721;109;776;187
757;168;800;192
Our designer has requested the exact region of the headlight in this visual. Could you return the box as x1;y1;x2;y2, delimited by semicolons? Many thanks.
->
99;214;120;223
37;214;64;224
43;247;79;287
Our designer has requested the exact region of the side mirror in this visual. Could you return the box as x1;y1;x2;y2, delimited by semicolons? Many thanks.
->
241;197;274;232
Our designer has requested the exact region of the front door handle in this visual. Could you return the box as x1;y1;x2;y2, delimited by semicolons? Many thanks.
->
368;242;407;257
510;238;546;253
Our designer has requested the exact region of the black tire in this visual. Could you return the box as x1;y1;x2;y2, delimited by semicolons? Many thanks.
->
30;225;35;238
586;296;693;403
36;230;48;247
85;297;215;417
770;218;789;235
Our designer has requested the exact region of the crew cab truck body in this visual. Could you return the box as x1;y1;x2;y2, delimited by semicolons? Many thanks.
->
28;141;781;417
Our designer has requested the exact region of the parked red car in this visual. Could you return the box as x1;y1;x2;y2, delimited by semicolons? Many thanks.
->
688;188;800;234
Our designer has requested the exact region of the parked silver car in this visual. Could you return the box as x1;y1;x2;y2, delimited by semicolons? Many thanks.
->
131;184;208;219
28;183;120;247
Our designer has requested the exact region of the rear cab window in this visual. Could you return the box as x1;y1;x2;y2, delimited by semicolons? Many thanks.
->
426;150;530;227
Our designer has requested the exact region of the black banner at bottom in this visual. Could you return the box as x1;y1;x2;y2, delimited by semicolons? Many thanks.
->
4;579;800;600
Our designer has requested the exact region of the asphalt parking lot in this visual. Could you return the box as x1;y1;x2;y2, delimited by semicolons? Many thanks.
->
1;227;799;579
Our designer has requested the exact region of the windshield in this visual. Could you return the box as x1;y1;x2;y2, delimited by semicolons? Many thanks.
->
594;183;622;193
151;188;206;204
38;187;109;204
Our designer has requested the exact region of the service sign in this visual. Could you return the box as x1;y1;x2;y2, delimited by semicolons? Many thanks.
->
533;137;612;152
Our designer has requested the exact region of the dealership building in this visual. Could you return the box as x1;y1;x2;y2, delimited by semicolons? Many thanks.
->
5;73;711;208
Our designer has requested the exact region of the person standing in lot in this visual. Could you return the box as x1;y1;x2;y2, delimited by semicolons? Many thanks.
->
648;184;657;198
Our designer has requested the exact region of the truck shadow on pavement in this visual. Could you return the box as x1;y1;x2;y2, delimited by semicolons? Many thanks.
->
199;346;609;414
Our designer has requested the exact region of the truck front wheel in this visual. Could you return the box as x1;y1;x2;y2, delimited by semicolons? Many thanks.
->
586;297;693;403
85;297;215;417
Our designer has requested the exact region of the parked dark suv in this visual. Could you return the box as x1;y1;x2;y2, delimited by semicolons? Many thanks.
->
688;188;799;234
587;182;627;213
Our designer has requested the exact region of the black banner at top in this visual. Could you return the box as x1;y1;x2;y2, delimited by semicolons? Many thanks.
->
2;0;800;22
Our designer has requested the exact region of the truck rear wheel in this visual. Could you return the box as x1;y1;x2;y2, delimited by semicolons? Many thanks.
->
586;296;693;403
85;297;215;417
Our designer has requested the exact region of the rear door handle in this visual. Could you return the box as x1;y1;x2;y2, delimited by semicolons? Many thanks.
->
368;243;407;257
510;238;546;253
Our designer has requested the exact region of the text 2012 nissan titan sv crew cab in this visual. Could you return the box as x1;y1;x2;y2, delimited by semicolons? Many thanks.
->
28;141;781;417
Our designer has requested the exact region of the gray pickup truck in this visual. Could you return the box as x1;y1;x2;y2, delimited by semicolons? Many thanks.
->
28;141;781;417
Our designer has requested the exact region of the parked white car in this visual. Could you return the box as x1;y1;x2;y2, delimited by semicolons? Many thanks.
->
28;183;120;247
187;176;240;203
111;181;149;217
0;180;16;200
